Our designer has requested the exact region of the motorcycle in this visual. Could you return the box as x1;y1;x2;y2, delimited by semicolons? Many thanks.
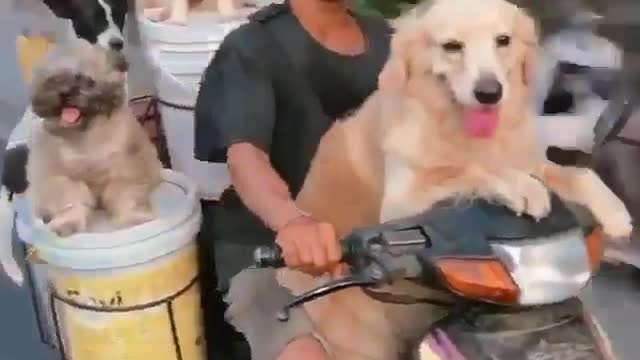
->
253;195;616;360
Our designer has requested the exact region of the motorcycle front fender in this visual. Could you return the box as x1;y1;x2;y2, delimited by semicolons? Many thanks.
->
416;299;616;360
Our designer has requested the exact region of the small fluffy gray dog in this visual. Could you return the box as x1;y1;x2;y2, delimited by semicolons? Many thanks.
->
27;41;162;237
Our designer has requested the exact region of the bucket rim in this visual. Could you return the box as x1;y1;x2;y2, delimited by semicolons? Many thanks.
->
138;11;251;43
15;169;199;250
18;207;202;270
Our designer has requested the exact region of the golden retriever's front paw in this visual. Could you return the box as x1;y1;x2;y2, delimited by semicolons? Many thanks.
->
601;209;633;241
46;204;92;237
497;172;551;220
576;169;633;241
519;176;552;220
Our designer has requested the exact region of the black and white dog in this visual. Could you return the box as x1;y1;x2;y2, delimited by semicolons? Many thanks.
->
1;0;134;284
45;0;127;48
44;0;128;48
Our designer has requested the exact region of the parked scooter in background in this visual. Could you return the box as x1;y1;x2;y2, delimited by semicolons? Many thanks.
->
590;74;640;267
533;5;640;267
535;8;622;162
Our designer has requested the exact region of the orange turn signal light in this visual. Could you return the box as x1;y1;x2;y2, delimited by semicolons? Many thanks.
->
435;258;519;305
585;227;604;271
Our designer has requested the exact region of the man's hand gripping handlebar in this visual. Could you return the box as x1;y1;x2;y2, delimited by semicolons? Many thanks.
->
253;223;432;321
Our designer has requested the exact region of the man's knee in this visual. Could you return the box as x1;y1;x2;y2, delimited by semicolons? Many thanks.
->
224;268;318;360
278;336;328;360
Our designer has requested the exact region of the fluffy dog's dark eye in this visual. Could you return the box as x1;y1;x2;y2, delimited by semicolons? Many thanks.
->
496;35;511;47
442;40;464;53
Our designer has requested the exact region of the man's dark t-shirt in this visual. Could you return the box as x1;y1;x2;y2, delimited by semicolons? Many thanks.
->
194;3;391;287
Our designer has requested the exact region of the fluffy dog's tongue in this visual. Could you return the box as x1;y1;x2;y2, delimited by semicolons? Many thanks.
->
463;108;499;138
60;107;81;126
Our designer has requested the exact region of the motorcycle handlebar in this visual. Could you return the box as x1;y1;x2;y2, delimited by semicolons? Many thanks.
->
253;244;286;268
253;242;354;269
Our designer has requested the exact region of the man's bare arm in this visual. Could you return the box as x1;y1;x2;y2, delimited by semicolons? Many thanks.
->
227;143;304;231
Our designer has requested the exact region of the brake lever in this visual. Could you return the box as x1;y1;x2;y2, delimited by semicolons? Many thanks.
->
277;272;382;321
277;251;423;321
261;224;433;321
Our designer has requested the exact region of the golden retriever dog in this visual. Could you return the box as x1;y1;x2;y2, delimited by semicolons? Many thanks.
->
27;40;163;237
276;0;633;359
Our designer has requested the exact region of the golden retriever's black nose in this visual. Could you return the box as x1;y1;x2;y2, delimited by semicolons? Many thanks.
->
473;76;503;105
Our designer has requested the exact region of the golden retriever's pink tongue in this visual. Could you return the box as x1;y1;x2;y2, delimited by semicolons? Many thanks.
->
61;107;81;126
463;108;499;138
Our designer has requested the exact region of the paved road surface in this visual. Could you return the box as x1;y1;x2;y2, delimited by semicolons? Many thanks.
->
1;5;640;360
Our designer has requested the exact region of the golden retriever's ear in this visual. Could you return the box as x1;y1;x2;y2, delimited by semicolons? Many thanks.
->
515;9;539;86
379;9;431;92
378;56;407;92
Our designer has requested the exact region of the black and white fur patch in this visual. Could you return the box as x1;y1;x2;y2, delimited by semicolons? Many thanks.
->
42;0;128;50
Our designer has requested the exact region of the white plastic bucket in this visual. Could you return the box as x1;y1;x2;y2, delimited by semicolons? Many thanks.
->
139;11;250;68
14;169;205;360
154;67;231;200
140;11;251;48
153;50;210;89
139;11;250;200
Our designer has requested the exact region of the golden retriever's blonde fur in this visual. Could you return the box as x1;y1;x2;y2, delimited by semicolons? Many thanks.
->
277;0;633;358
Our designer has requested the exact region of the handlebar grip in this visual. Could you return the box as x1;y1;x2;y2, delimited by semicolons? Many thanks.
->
253;244;286;268
253;242;354;268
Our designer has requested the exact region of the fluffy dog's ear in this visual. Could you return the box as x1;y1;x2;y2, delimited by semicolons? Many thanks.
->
515;9;539;87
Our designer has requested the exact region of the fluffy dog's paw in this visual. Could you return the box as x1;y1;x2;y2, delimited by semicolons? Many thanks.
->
47;204;91;237
143;7;170;22
115;208;155;229
164;16;188;26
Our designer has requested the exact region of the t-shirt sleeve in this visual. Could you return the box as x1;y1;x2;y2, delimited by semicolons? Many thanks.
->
194;37;275;163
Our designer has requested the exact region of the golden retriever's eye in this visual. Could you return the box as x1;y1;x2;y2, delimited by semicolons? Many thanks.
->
442;40;464;53
496;35;511;47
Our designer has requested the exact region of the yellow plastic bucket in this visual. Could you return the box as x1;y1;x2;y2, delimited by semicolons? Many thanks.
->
16;34;55;85
15;170;205;360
